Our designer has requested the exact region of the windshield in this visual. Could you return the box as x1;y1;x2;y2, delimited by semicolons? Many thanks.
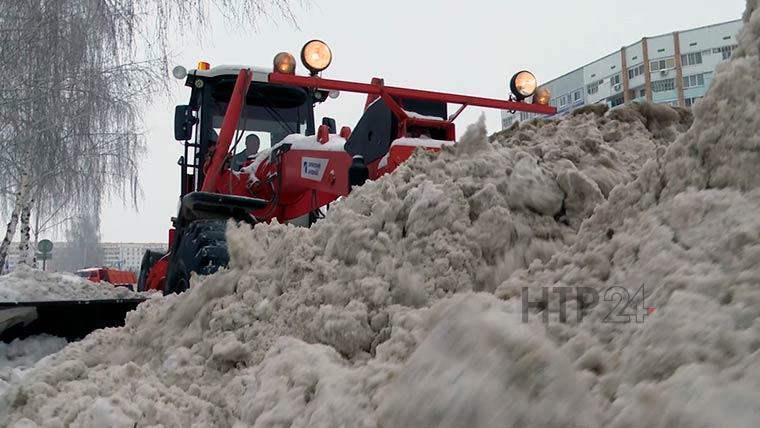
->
209;98;310;154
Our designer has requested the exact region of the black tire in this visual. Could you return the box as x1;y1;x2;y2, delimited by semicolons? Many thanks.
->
137;250;165;292
164;219;229;295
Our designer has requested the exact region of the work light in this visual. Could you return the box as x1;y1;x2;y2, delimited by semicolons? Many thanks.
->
510;70;537;101
301;40;332;75
273;52;296;74
533;87;551;106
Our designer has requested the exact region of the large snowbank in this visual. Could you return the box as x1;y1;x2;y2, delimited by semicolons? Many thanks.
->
0;265;143;302
2;1;759;426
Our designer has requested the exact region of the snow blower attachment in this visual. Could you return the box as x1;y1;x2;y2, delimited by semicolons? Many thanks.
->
139;40;557;294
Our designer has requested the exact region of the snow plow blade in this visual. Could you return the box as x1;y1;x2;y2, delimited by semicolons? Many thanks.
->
0;298;146;342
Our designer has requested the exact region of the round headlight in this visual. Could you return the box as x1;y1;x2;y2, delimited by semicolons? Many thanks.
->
510;70;538;101
301;40;332;75
273;52;296;74
172;65;187;80
533;87;551;106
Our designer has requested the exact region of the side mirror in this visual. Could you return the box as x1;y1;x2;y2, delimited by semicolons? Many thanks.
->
174;105;195;141
322;117;337;134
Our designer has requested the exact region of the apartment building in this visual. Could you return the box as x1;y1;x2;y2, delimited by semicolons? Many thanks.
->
502;19;742;128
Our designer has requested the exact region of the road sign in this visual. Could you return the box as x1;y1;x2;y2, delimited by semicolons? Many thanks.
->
37;239;54;253
35;252;52;261
37;239;54;271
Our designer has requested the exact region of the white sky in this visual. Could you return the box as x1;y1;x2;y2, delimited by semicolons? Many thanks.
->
100;0;745;243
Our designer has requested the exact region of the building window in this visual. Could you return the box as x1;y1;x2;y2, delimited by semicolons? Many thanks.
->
652;78;675;92
557;93;578;107
650;57;675;71
713;45;737;60
627;64;645;80
610;73;621;89
640;88;646;97
587;81;599;95
680;52;703;66
608;95;624;107
682;74;705;89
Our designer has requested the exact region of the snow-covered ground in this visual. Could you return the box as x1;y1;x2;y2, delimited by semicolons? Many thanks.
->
1;1;759;426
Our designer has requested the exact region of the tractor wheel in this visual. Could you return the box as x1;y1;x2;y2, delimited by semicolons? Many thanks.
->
137;250;165;292
164;219;229;295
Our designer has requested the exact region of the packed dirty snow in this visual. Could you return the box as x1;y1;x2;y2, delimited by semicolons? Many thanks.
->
0;335;67;398
2;1;760;426
0;265;143;302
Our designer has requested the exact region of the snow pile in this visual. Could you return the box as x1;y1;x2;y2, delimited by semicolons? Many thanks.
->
0;335;67;398
0;265;143;302
2;1;760;426
0;110;684;426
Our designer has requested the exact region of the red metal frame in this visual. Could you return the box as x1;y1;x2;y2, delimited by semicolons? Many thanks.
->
268;73;556;115
269;72;554;143
202;69;254;192
201;70;558;221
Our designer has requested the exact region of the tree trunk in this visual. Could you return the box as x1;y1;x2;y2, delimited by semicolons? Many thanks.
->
33;199;41;268
18;197;34;266
0;194;23;273
0;165;32;272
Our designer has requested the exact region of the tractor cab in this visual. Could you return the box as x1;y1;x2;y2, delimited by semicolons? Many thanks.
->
173;64;334;197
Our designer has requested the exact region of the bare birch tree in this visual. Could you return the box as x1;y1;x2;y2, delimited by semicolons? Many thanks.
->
0;0;298;271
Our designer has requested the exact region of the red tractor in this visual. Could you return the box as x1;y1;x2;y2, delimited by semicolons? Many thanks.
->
138;40;556;294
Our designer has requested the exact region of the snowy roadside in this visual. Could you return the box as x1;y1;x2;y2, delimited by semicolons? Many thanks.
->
0;265;146;303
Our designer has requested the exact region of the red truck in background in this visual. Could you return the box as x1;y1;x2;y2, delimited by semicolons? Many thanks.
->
75;268;137;290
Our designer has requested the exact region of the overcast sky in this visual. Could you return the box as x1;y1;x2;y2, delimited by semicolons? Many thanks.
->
99;0;745;243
